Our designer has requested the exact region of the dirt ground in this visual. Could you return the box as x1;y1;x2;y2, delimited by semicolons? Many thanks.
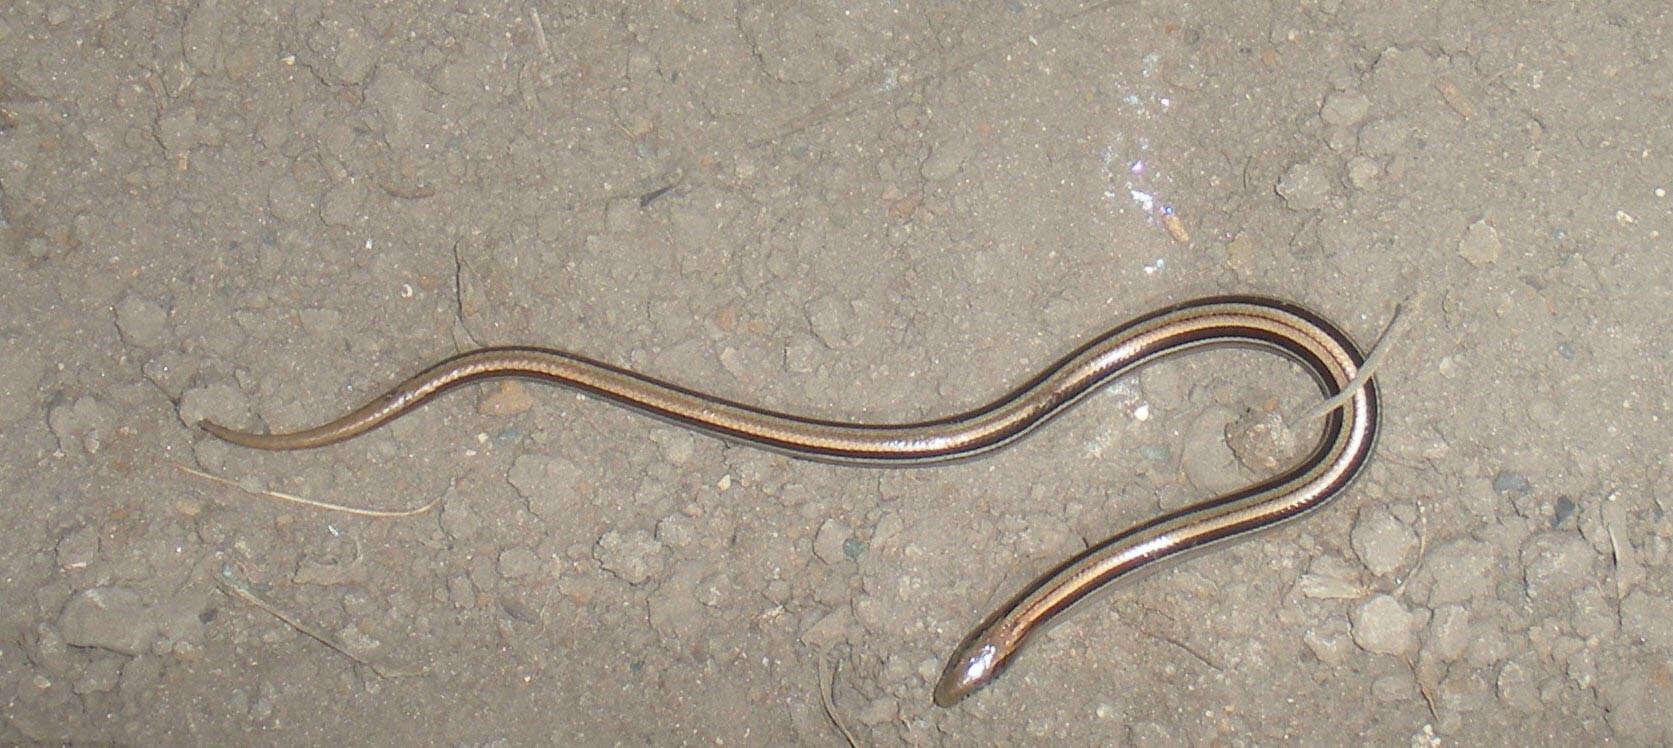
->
3;0;1670;744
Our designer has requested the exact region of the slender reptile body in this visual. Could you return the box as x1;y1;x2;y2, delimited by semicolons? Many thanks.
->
199;296;1379;706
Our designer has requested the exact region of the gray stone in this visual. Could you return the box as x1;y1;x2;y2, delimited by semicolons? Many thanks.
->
1351;594;1420;656
1419;540;1496;605
56;525;100;571
1521;532;1595;600
1425;605;1471;662
813;518;851;565
1178;406;1241;500
1458;219;1502;267
1321;91;1372;128
47;396;118;455
595;529;664;585
1277;161;1332;211
114;294;171;349
1351;506;1417;576
648;561;707;638
1497;658;1541;713
59;587;155;656
508;455;590;520
498;547;541;579
1303;616;1354;666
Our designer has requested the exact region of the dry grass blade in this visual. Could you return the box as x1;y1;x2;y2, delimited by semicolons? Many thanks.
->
216;563;420;678
169;461;442;518
1298;293;1417;425
818;654;858;748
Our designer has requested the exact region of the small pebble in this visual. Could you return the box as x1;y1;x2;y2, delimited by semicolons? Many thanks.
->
1277;161;1332;211
1351;594;1420;656
477;380;535;417
1346;155;1381;189
507;455;590;520
1571;587;1617;638
1321;91;1372;127
1458;219;1502;267
1520;532;1595;599
594;529;664;585
655;514;695;548
1303;616;1355;665
1177;406;1241;501
799;607;851;648
783;331;821;374
47;396;118;455
648;428;695;465
805;295;853;349
498;547;541;579
1222;232;1258;274
447;574;474;608
56;525;100;570
1225;407;1295;472
1424;605;1472;662
58;587;156;656
1350;506;1418;576
1297;554;1366;599
114;294;171;348
813;519;851;565
1496;659;1541;713
1420;540;1497;605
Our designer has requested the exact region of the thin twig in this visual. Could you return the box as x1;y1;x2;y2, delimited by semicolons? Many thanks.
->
527;5;552;62
818;654;858;748
216;563;420;678
1144;628;1225;672
170;461;443;518
1132;605;1225;671
1297;293;1418;425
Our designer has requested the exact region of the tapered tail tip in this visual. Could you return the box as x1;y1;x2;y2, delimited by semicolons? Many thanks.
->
198;419;269;448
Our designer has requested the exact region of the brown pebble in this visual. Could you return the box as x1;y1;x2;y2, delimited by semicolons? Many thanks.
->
477;380;535;417
1161;212;1191;244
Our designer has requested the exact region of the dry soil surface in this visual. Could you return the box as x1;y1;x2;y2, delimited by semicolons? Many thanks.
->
3;0;1671;744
